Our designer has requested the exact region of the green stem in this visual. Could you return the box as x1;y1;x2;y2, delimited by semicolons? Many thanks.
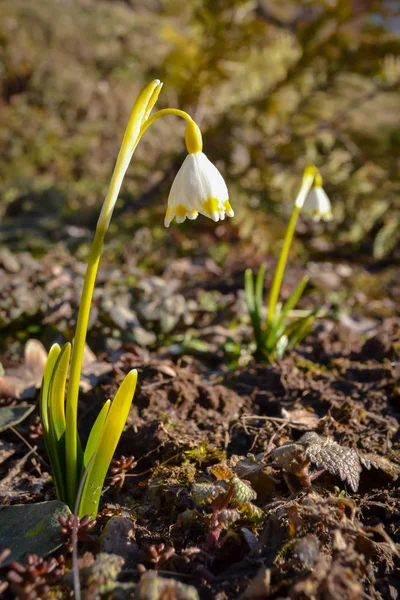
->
139;108;202;153
64;81;201;508
65;79;161;506
65;227;105;507
266;169;316;326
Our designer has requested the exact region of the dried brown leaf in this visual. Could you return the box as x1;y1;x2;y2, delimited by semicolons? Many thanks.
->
301;432;362;492
80;344;112;393
359;452;400;480
0;340;47;399
281;407;319;430
210;463;235;481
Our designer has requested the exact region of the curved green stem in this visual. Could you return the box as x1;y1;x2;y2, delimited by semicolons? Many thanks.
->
65;227;105;506
139;108;202;153
65;79;161;506
64;81;201;508
266;167;317;326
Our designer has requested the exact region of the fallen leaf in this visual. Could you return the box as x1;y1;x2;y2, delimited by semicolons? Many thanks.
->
281;407;320;430
81;344;113;392
0;405;35;432
0;340;47;399
0;500;70;566
0;439;16;464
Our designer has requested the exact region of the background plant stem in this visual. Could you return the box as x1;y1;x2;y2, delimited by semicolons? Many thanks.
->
266;173;315;325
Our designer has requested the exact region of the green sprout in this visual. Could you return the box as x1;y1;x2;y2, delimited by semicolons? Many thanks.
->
245;166;332;362
40;79;234;517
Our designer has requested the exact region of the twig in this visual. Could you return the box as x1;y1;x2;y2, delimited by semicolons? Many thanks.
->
241;415;310;426
9;426;48;474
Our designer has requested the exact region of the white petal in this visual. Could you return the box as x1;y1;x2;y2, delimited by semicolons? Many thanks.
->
194;152;229;206
165;151;232;227
302;186;332;222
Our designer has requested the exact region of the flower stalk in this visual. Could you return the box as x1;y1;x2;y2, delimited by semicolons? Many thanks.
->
267;165;317;325
245;165;332;362
40;78;233;516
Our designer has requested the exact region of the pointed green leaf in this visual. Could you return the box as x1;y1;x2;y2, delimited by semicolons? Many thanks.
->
244;268;255;314
287;313;316;348
48;343;71;441
39;344;67;501
266;276;308;347
245;267;266;354
84;400;111;468
280;276;309;321
45;343;71;503
232;476;257;504
79;369;138;517
254;264;266;316
39;343;61;437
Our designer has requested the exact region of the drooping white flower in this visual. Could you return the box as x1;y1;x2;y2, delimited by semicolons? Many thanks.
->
165;151;233;227
302;185;333;222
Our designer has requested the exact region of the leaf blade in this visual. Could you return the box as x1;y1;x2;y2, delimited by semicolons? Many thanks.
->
83;400;111;468
79;369;138;517
48;343;71;441
39;343;61;437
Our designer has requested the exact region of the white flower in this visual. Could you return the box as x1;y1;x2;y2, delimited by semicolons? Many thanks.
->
165;151;233;227
302;185;333;222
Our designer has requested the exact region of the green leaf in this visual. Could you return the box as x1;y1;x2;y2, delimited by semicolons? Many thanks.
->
232;476;257;505
266;276;308;347
0;405;35;432
39;343;61;436
218;508;241;527
39;344;66;502
280;276;309;323
244;268;255;314
254;264;266;317
45;343;72;504
192;482;224;505
0;500;70;566
240;501;264;523
245;267;266;353
84;400;111;468
48;343;71;441
287;314;315;348
79;369;138;518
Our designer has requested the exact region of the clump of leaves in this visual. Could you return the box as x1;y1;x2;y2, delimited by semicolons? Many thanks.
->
110;454;137;492
245;265;314;362
57;513;97;554
7;553;63;600
138;543;176;574
189;462;262;549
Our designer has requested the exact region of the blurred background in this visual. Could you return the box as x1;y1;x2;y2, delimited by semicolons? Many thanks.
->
0;0;399;354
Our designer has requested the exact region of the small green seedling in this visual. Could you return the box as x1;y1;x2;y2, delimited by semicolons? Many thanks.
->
189;462;262;549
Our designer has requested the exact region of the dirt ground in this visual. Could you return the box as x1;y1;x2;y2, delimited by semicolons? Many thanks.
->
0;248;399;599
